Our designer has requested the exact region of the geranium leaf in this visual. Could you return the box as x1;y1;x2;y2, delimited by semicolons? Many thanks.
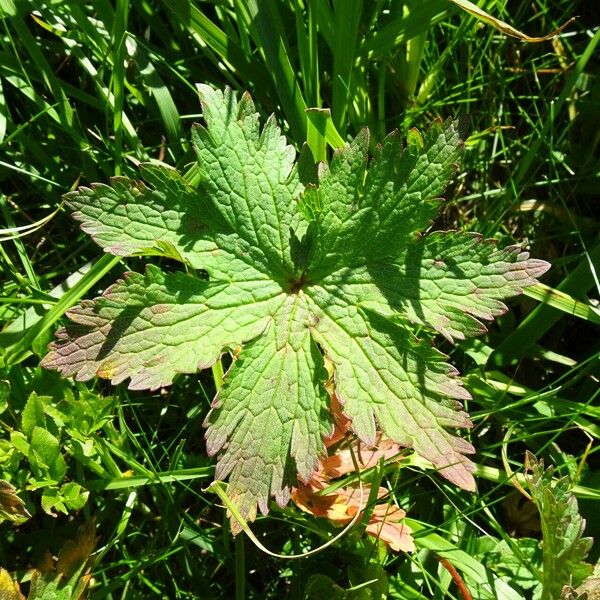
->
361;118;468;255
320;231;550;342
205;295;331;526
43;84;550;526
192;84;305;278
306;294;475;489
303;118;468;279
64;164;223;270
42;265;283;391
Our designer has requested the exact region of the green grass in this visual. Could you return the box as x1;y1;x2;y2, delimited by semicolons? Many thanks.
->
1;0;599;598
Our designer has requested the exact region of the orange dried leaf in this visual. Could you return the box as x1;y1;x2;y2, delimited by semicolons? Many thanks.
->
322;435;405;479
291;436;414;552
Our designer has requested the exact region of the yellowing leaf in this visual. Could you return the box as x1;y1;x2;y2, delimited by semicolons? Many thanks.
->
0;480;31;523
27;520;96;600
450;0;574;43
0;568;25;600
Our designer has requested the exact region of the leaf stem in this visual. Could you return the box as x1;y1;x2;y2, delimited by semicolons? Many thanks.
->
207;480;364;559
436;556;472;600
235;534;246;600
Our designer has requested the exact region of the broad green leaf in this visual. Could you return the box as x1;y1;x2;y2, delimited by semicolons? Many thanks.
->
303;118;468;279
306;294;475;489
63;164;225;273
321;231;550;342
192;84;305;279
526;452;593;600
43;85;549;524
360;118;467;257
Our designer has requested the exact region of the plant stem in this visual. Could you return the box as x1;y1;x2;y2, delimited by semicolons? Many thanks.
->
235;534;246;600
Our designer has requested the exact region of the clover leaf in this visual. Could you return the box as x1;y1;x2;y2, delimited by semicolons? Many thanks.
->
42;85;549;524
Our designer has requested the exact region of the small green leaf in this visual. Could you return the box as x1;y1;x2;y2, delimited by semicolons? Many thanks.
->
41;487;66;516
60;482;89;511
29;427;67;483
0;380;9;415
10;431;29;456
39;483;89;516
526;452;593;600
21;392;48;438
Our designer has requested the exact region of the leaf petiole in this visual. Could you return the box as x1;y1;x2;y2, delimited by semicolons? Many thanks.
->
206;479;365;559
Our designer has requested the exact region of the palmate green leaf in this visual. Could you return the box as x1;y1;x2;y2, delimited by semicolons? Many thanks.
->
42;84;549;523
305;297;475;489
